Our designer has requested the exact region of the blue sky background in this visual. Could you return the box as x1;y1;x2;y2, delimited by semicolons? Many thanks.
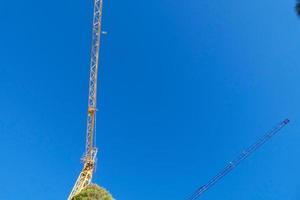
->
0;0;300;199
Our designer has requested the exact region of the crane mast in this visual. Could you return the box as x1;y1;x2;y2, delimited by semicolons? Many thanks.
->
186;119;290;200
68;0;103;199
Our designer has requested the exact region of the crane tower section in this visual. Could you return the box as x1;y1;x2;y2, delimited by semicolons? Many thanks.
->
68;0;103;199
86;0;103;163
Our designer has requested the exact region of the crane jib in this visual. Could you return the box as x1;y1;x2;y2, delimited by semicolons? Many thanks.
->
186;119;290;200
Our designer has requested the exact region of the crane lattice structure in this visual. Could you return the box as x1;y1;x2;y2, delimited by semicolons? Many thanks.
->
68;0;104;199
186;119;290;200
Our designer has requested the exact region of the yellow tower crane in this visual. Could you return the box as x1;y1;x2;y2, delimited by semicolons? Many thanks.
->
68;0;104;199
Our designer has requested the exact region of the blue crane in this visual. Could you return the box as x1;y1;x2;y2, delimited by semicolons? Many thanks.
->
186;119;290;200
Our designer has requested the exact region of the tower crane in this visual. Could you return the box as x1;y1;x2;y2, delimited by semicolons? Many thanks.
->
68;0;104;199
186;119;290;200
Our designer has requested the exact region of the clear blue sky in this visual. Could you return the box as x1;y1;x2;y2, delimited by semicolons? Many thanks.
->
0;0;299;199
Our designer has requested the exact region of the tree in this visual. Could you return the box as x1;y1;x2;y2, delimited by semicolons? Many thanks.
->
295;0;300;16
71;185;114;200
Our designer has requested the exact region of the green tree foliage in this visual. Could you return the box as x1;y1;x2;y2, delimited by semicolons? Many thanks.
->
296;0;300;16
72;185;114;200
